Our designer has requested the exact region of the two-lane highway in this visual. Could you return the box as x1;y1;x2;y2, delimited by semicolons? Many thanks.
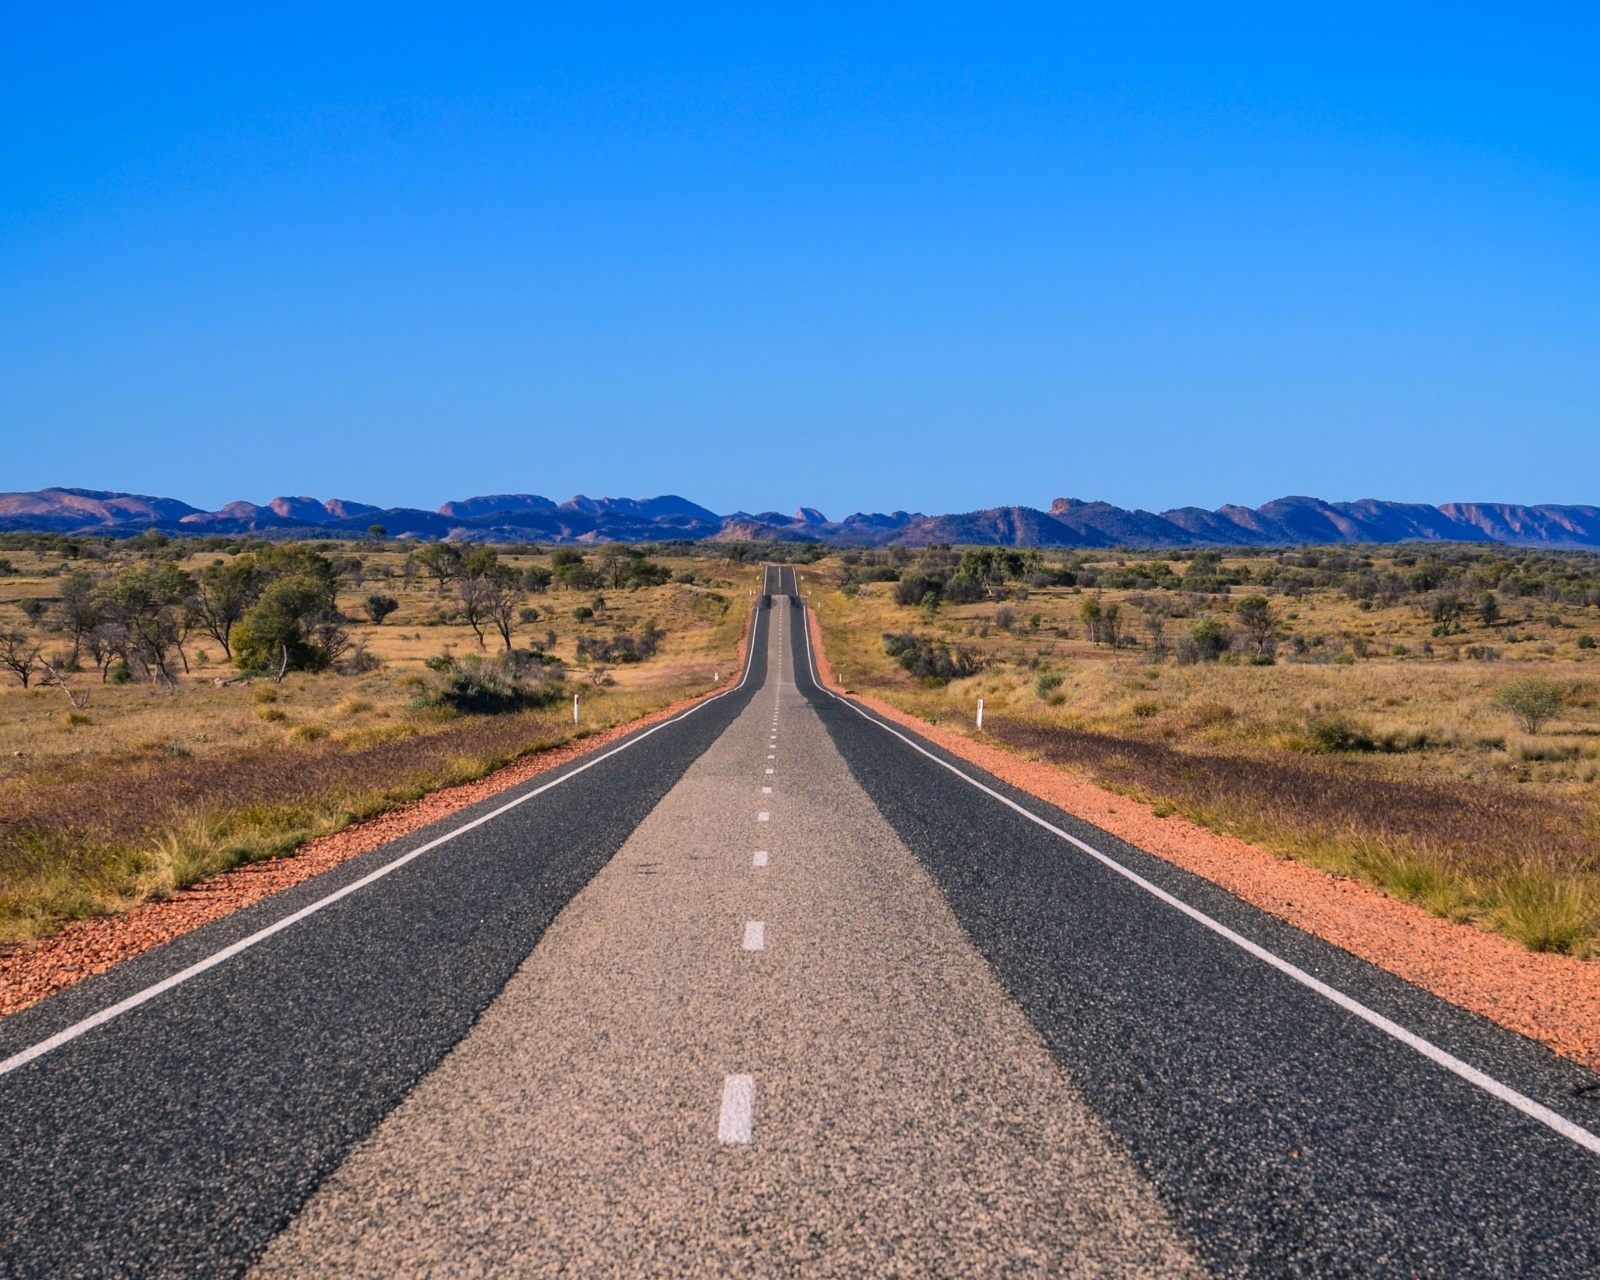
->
2;565;1598;1276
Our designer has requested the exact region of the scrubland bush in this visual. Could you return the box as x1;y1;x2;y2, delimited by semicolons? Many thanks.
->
1494;676;1565;733
575;623;665;665
881;632;984;684
427;650;566;714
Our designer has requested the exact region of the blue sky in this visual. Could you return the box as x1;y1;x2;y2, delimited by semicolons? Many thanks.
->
2;6;1598;518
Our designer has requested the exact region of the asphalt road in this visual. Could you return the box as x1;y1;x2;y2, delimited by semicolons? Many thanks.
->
2;567;1599;1276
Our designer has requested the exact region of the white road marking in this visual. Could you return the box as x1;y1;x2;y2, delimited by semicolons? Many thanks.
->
743;920;766;951
765;768;774;774
0;600;780;1081
762;785;773;794
758;811;770;822
752;851;769;867
793;598;1600;1159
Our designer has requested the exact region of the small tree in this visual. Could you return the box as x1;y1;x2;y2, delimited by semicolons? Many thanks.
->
1144;610;1168;660
1080;597;1103;644
367;524;387;540
364;593;400;625
58;570;102;664
1234;595;1280;657
193;556;264;658
1428;588;1465;631
1478;591;1501;628
1494;675;1565;734
95;562;195;687
0;631;41;687
1101;600;1122;648
414;542;464;595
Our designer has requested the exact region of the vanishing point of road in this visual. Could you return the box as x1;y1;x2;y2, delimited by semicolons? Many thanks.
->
2;566;1598;1276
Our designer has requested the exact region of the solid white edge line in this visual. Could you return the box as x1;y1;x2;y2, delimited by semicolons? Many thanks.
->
794;596;1600;1159
0;597;771;1080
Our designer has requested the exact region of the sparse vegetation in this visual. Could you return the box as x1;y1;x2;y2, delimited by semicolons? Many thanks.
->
0;536;755;941
810;541;1600;958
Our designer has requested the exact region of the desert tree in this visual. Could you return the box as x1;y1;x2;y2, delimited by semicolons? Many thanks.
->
0;631;42;687
1143;608;1169;660
94;562;195;687
413;542;464;595
1080;597;1103;644
364;593;399;624
483;566;527;651
58;570;103;664
1100;600;1123;648
85;622;129;682
1234;595;1281;657
192;556;264;659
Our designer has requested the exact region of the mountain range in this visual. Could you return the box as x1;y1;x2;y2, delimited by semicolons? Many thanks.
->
2;487;1599;549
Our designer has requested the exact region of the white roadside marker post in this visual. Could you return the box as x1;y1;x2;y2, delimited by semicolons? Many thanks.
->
977;698;984;729
573;693;580;724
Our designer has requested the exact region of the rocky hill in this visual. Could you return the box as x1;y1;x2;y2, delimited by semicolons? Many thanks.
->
2;486;1598;548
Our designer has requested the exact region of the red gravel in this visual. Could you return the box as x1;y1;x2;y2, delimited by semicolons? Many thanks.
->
808;607;1600;1072
0;608;756;1019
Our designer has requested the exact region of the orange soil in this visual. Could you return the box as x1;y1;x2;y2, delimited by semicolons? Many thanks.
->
806;603;1600;1071
0;604;758;1019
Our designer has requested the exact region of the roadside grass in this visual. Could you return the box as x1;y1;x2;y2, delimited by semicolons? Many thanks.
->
983;717;1600;957
0;675;718;943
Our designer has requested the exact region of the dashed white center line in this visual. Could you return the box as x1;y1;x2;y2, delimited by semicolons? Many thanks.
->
765;767;774;774
762;785;772;794
742;920;766;950
752;850;769;867
719;1074;755;1145
757;811;770;822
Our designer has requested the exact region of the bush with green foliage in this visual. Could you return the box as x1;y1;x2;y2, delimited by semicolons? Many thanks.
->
1178;618;1233;664
881;632;984;684
1493;675;1566;734
427;650;565;714
575;623;664;664
232;560;347;675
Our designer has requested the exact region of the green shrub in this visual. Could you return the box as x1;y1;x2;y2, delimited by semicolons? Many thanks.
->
1306;712;1377;753
426;651;565;714
881;632;984;684
1493;675;1565;734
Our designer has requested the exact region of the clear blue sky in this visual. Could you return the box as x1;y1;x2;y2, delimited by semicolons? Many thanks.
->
3;6;1597;518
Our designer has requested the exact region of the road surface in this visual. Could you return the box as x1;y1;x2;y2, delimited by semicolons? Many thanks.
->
2;565;1598;1277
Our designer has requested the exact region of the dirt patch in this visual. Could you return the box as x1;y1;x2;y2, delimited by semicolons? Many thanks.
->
0;604;758;1019
808;603;1600;1071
